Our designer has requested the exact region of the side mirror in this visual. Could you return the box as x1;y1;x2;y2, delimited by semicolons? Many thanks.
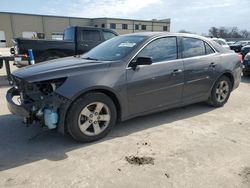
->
130;57;153;69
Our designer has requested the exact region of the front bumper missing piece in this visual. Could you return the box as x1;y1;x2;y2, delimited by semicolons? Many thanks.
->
6;87;71;134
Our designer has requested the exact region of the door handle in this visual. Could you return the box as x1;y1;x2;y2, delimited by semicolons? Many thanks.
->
172;69;183;75
209;62;216;68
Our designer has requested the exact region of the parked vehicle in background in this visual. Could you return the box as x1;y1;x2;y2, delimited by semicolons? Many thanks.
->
6;32;242;142
0;55;3;69
12;26;118;65
227;41;235;46
0;31;7;47
211;38;230;50
241;45;250;58
242;53;250;76
229;40;250;53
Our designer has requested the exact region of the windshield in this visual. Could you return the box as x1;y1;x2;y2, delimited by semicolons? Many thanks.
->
81;35;146;61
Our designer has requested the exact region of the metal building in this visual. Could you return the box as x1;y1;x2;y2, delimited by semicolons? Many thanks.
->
0;12;171;47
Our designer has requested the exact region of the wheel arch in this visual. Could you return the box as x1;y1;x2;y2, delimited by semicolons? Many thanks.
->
62;87;122;134
210;71;235;94
222;72;235;88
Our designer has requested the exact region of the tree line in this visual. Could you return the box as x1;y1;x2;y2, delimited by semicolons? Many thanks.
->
209;27;250;38
179;27;250;38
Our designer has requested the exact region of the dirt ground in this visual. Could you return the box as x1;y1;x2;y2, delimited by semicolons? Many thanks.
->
0;53;250;188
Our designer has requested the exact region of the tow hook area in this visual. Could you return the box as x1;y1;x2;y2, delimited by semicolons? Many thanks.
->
23;108;59;129
44;108;58;129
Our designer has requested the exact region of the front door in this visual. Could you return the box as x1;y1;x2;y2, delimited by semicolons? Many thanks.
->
127;37;184;115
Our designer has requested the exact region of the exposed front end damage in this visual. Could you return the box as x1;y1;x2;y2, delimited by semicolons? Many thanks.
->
6;76;70;131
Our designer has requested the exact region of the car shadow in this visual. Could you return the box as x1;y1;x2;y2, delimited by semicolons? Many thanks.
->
0;102;215;171
0;75;10;88
241;76;250;83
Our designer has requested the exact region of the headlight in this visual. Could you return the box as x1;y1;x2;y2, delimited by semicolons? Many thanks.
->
35;77;67;94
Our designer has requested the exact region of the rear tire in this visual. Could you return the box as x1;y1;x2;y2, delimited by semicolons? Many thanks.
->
66;92;117;142
207;76;232;107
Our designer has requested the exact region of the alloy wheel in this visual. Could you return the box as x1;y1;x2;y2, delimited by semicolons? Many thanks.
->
215;80;229;103
78;102;111;136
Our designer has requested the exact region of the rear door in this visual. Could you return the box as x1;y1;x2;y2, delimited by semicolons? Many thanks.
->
77;28;102;54
181;37;219;102
127;37;184;115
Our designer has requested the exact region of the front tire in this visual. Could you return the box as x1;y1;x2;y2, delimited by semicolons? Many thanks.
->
66;92;117;142
207;76;232;107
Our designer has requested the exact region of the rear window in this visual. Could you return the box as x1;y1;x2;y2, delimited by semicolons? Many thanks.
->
182;37;206;58
81;30;101;41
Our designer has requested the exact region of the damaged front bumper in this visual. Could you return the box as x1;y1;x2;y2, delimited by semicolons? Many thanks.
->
7;87;30;117
6;77;71;133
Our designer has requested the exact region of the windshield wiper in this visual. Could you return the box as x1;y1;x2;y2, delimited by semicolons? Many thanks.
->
82;57;99;61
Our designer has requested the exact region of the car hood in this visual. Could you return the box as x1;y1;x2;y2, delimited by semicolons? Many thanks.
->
12;56;111;82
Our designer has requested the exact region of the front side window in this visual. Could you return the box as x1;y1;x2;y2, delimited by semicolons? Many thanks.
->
136;37;177;63
182;37;206;58
103;31;117;41
64;27;75;41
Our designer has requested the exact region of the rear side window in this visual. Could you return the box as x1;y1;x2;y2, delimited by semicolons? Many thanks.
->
81;30;101;41
205;42;215;54
137;37;177;63
182;38;206;58
103;31;117;41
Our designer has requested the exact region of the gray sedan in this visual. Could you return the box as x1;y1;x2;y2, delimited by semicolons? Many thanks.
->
7;32;242;142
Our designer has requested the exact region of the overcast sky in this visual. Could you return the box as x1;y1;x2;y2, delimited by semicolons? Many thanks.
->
1;0;249;34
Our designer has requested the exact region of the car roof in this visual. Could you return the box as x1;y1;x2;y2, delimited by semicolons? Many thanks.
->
122;32;210;41
121;32;228;53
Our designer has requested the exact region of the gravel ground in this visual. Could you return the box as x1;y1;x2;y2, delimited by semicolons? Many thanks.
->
0;53;250;188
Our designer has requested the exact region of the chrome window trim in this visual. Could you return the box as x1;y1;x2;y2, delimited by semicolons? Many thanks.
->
126;35;219;70
181;37;217;59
